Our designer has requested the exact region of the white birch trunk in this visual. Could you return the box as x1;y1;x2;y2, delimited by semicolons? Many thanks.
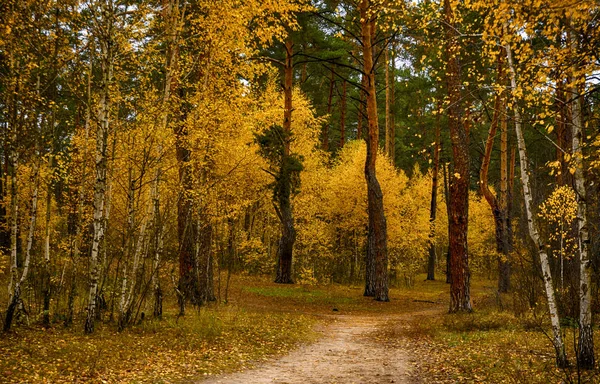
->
571;35;594;367
151;162;163;317
85;1;113;333
7;119;18;312
504;27;567;367
5;107;41;331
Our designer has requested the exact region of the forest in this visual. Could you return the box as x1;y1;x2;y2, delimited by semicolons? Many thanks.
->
1;0;600;382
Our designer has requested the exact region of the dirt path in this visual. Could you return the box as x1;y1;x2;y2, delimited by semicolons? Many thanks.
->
199;313;423;384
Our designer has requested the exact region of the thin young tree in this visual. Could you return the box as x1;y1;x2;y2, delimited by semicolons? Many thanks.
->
479;52;512;293
426;104;441;281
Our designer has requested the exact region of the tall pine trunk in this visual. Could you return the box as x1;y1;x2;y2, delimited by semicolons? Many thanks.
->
161;0;202;312
357;74;365;141
339;80;346;149
323;66;334;151
275;38;296;284
361;0;388;302
497;103;513;293
444;0;471;312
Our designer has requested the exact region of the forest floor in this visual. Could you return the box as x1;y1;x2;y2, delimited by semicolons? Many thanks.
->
2;274;600;383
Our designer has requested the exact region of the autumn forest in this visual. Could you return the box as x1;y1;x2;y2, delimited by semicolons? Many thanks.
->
1;0;600;382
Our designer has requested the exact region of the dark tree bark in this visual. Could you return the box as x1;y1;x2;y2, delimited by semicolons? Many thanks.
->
340;79;346;149
554;79;573;187
323;65;335;151
274;38;297;284
197;219;216;301
176;138;200;311
426;108;441;281
389;48;396;163
162;0;207;312
442;162;451;284
0;164;9;254
361;0;388;302
444;0;472;312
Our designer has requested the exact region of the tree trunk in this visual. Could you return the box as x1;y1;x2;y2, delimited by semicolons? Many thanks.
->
197;219;215;300
385;47;391;158
323;65;335;151
152;164;163;318
504;27;568;368
361;0;388;302
163;0;201;311
340;80;346;149
275;38;296;284
0;160;8;254
555;81;571;186
389;48;395;163
444;0;471;313
176;146;198;309
118;174;150;330
570;35;594;368
42;136;54;327
479;52;512;293
357;74;364;141
66;64;92;327
427;108;441;281
5;149;39;332
85;8;112;333
442;162;451;284
6;80;19;332
497;102;513;293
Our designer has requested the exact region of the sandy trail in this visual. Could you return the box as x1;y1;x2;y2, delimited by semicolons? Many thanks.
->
199;314;417;384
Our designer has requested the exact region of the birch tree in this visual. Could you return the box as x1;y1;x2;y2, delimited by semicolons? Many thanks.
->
503;23;567;368
569;22;594;370
84;0;115;334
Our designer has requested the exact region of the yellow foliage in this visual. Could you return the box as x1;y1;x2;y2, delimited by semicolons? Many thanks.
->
468;191;500;275
538;186;578;258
